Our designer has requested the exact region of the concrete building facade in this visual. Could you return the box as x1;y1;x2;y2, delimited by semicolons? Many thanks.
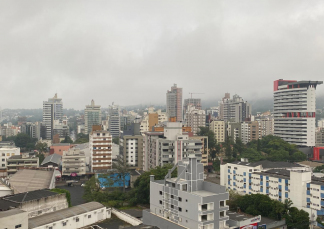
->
210;120;226;143
166;84;183;122
143;156;229;229
185;105;205;135
90;130;113;172
84;100;102;135
143;122;205;171
62;148;86;176
273;79;323;147
108;104;120;138
43;93;63;140
0;209;28;229
219;93;251;123
123;135;143;168
7;154;39;175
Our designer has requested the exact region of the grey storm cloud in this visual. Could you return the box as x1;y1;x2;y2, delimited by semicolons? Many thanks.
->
0;0;324;109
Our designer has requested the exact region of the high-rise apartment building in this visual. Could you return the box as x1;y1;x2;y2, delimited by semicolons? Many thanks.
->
183;98;201;116
166;84;182;122
43;94;63;140
108;104;120;138
210;120;226;143
62;148;86;176
273;80;323;147
143;156;229;229
85;100;101;135
240;121;261;144
143;122;205;171
219;93;251;123
123;135;143;168
185;105;205;135
90;129;112;172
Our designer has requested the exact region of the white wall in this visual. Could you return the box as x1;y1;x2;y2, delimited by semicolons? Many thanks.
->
33;207;111;229
0;210;28;229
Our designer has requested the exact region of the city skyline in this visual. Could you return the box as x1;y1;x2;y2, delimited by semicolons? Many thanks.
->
1;1;324;109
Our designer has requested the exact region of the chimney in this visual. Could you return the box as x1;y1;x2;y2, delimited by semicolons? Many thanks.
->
150;175;155;182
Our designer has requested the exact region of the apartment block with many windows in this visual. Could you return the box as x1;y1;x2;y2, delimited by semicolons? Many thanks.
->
143;156;229;229
90;130;112;172
273;80;323;147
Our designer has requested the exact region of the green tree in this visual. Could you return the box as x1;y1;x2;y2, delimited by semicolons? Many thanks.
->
83;176;101;202
130;164;176;205
240;148;265;162
74;133;89;144
14;133;37;149
35;142;48;152
284;207;309;229
233;138;245;155
112;137;119;145
197;127;217;150
36;152;45;164
61;136;73;143
290;151;307;162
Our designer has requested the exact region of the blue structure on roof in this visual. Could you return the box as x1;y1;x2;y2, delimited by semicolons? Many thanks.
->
97;173;130;188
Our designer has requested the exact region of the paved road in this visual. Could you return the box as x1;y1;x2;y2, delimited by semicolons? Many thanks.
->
56;185;85;206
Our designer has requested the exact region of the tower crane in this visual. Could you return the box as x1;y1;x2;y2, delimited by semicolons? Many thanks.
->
188;92;204;99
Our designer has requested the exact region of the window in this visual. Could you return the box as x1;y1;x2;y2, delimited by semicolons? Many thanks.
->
220;201;225;207
201;215;207;221
186;209;188;212
171;205;174;209
220;211;225;217
88;215;91;218
15;225;22;229
178;197;182;201
186;199;188;202
159;191;162;195
159;200;162;204
49;227;53;229
171;195;174;199
202;204;208;210
179;207;182;212
63;222;67;226
76;218;79;222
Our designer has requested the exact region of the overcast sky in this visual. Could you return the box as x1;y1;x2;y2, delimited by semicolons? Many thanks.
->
1;0;324;110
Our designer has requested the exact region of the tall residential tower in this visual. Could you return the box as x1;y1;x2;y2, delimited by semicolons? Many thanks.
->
85;100;101;135
273;79;323;147
43;94;63;140
166;84;183;122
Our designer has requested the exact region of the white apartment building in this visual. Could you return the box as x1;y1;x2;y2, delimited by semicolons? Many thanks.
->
84;100;101;135
240;121;260;144
43;93;63;140
0;147;20;170
143;156;229;229
210;120;226;143
157;109;168;123
90;130;112;172
108;104;120;138
143;122;205;171
273;80;323;147
185;105;205;135
220;159;324;220
62;148;86;176
140;115;149;134
257;116;274;137
123;135;143;168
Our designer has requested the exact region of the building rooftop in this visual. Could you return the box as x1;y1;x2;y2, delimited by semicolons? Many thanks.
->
28;202;105;228
0;208;26;218
8;155;36;160
41;153;61;166
0;199;19;211
191;190;217;197
230;160;303;169
228;211;258;222
253;169;291;179
3;189;58;203
9;169;54;194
